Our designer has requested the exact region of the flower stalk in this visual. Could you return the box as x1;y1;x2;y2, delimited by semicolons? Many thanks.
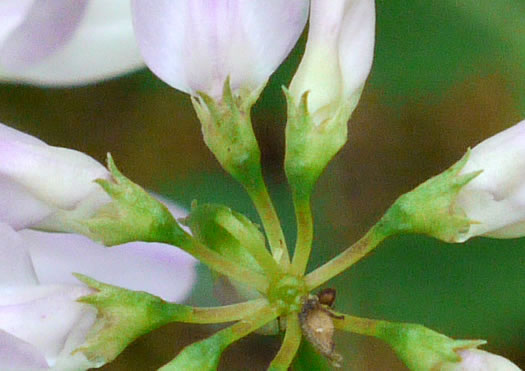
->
159;303;281;370
268;314;302;371
176;233;269;293
290;193;314;276
305;224;389;290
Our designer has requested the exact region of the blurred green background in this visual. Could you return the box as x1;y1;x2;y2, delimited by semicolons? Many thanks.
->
1;0;523;369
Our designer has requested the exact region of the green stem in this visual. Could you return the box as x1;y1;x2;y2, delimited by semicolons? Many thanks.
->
176;233;269;293
290;193;313;276
332;312;382;337
268;314;302;371
305;225;387;290
229;216;283;278
245;175;290;268
177;299;269;324
159;303;281;371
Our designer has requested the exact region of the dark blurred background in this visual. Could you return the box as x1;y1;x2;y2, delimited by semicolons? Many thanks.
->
1;0;523;369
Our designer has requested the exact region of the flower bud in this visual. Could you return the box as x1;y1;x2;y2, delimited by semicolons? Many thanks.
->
376;321;486;371
289;0;375;124
0;0;143;86
131;0;309;100
285;0;375;196
0;123;110;231
455;119;525;241
377;119;525;243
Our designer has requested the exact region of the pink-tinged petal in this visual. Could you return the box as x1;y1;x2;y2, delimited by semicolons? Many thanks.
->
0;123;110;229
0;122;47;146
0;0;144;86
0;178;54;230
22;198;195;302
0;0;89;68
25;230;197;302
0;223;38;286
131;0;309;97
0;1;34;55
0;285;95;365
0;329;49;370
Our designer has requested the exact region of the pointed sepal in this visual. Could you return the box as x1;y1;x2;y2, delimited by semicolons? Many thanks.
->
376;322;486;371
81;154;186;246
378;151;482;242
192;79;264;187
73;274;192;365
284;88;350;197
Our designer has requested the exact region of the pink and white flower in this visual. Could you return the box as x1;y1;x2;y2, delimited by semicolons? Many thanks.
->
0;221;197;370
0;0;143;86
0;122;110;231
130;0;309;99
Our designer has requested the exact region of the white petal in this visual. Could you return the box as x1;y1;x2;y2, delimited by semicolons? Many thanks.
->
0;123;110;214
290;0;346;115
0;285;94;366
338;0;375;99
290;0;375;119
0;329;49;370
131;0;309;97
0;0;144;86
457;120;525;239
455;349;522;371
0;0;88;68
0;223;38;286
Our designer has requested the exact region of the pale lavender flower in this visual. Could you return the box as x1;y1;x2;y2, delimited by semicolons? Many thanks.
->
0;220;197;370
130;0;309;99
0;0;143;86
0;122;111;231
456;119;525;241
290;0;375;123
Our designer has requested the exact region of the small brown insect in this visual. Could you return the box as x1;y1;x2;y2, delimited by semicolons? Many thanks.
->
299;288;344;368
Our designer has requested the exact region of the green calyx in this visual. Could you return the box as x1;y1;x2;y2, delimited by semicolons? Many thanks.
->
184;202;268;274
82;154;186;246
376;322;486;371
73;274;192;365
378;150;481;242
284;88;351;197
192;79;263;188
